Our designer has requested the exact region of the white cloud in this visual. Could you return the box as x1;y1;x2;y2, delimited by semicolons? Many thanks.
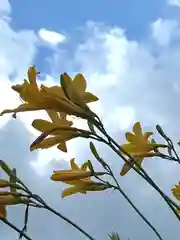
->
151;18;179;46
38;28;66;45
167;0;180;7
0;0;11;15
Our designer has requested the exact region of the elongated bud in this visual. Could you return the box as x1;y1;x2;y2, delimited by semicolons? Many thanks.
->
0;160;12;176
9;168;17;193
90;142;100;159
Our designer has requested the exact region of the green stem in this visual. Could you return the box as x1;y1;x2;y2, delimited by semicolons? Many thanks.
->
0;217;32;240
94;123;180;220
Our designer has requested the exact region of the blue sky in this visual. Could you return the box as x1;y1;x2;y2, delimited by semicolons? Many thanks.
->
0;0;180;239
11;0;165;36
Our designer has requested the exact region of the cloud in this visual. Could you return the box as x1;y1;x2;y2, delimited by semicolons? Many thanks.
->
167;0;180;7
38;28;67;45
151;18;179;46
0;0;11;16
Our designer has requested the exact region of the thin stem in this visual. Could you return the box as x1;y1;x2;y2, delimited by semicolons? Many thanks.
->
94;166;163;239
28;194;96;240
0;217;32;240
93;124;180;219
0;161;97;240
111;175;163;240
108;137;180;219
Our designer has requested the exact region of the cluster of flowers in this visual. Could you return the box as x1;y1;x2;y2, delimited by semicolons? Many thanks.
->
0;66;179;221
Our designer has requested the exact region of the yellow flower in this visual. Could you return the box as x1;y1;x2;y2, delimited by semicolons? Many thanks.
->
60;72;98;109
0;67;96;120
30;118;87;152
172;182;180;201
51;158;108;198
120;122;167;176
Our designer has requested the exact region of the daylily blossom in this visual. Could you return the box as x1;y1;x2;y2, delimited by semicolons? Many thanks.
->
30;109;74;152
30;118;92;152
120;122;167;176
51;158;108;198
0;66;98;120
60;72;98;108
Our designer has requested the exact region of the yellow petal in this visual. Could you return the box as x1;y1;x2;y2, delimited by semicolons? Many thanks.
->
0;205;6;219
144;132;153;140
30;136;63;151
120;157;143;176
83;92;99;103
0;103;42;116
125;132;136;143
121;143;141;153
32;119;72;133
0;195;22;205
62;186;84;198
72;74;87;94
133;122;143;137
70;158;79;170
172;183;180;201
57;142;67;152
41;85;65;98
80;161;89;171
61;73;87;109
120;160;134;176
46;110;60;123
27;66;38;87
51;170;92;181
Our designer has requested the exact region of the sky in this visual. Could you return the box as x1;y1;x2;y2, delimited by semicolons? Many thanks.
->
0;0;180;239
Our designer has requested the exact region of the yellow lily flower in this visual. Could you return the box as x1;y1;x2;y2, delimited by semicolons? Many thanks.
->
30;118;86;152
120;122;167;176
51;158;108;198
60;72;99;109
0;67;96;120
172;182;180;201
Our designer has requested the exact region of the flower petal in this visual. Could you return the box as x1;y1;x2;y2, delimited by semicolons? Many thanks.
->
125;132;136;143
46;110;60;123
83;92;99;103
73;74;87;94
144;132;153;140
172;183;180;201
27;66;38;87
120;160;134;176
62;186;84;198
70;158;79;170
0;205;6;219
57;142;67;152
32;119;72;133
0;103;42;116
30;136;63;151
80;161;89;171
133;122;143;137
